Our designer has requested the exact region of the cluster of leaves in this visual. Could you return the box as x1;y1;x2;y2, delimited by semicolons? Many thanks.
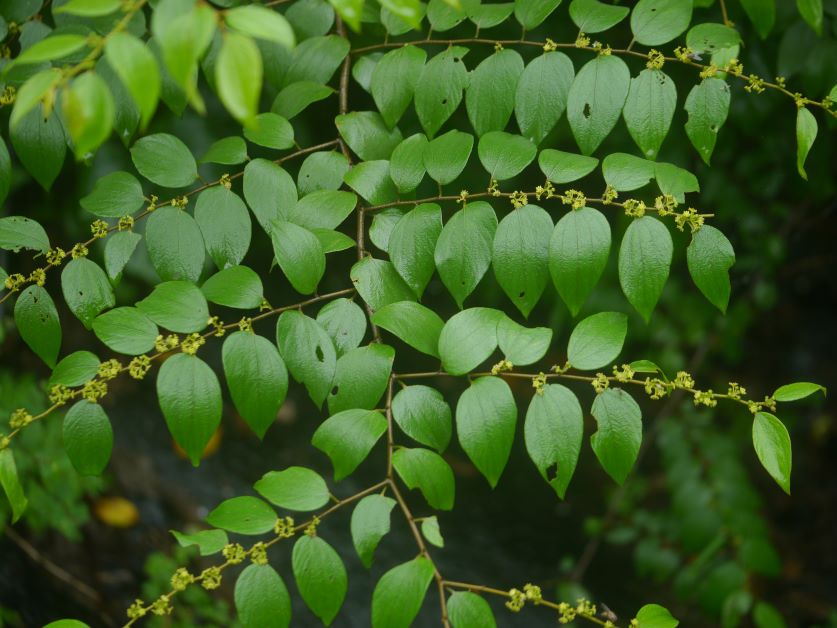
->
0;0;832;626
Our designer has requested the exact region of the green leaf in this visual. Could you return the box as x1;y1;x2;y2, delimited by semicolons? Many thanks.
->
195;187;252;270
590;388;642;484
369;208;405;252
92;307;158;355
62;72;115;159
56;0;122;16
549;207;611;315
314;230;354;253
466;49;523;137
619;216;673;321
226;5;296;48
567;311;627;371
255;466;329;511
372;301;444;357
435;201;497;307
623;69;677;160
371;45;426;128
389;203;442;297
215;33;262;125
137;281;209;333
539;149;599;184
276;311;336;407
50;351;100;387
0;450;27;523
61;258;115;329
514;0;561;29
14;286;61;367
273;81;333;119
424;130;473;185
270;220;325;295
686;23;743;53
336;111;402;160
654;162;698;202
330;0;363;31
157;353;222;466
421;516;444;547
468;3;515;29
10;106;66;190
206;495;276;534
456;376;516;487
105;231;142;281
686;225;735;313
569;0;629;32
350;257;417;312
393;447;456;510
415;47;470;138
223;331;288;438
351;494;396;568
392;385;452;452
80;171;144;218
477;131;536;180
235;564;292;628
288;189;357;231
312;409;387;480
284;35;349;86
390;133;428;193
684;78;730;165
567;55;630;155
200;136;248;165
63;400;112;476
493;204;552;316
630;0;692;46
602;153;655;191
328;344;394;414
438;307;504;375
796;0;823;35
244;112;295;150
202;266;263;309
105;33;160;130
13;33;87;65
525;384;583;498
635;603;679;627
171;529;229;556
130;133;198;188
371;558;435;628
316;298;367;357
740;0;775;38
796;107;817;180
292;536;347;625
9;70;59;133
0;216;49;253
515;52;574;144
752;412;792;494
298;151;350;195
244;159;298;232
344;160;397;205
0;137;9;206
497;316;552;365
146;206;205;283
773;382;826;402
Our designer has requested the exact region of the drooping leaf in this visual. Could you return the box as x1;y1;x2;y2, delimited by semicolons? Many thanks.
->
105;33;161;130
327;344;395;414
316;298;367;357
270;220;326;295
202;266;263;309
145;206;206;284
623;69;677;160
630;0;692;46
477;131;536;180
424;130;474;185
684;78;730;165
371;45;426;128
276;310;336;407
92;307;158;355
157;353;222;466
235;564;292;628
456;376;516;488
567;55;630;155
414;47;470;138
752;412;792;494
390;133;429;194
225;5;296;48
618;216;673;322
63;400;113;476
687;225;735;313
525;384;583;498
61;258;115;330
10;105;67;190
14;285;62;367
496;315;552;365
351;494;396;568
0;450;27;523
590;388;642;484
371;558;435;628
311;409;387;480
514;52;574;144
567;311;628;371
350;257;417;311
223;331;288;439
292;535;347;625
372;301;444;357
388;203;442;297
796;107;817;180
393;447;456;510
194;187;252;270
392;385;452;452
465;49;524;137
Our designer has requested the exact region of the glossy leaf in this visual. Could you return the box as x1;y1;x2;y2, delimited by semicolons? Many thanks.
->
618;216;673;321
630;0;692;46
567;55;630;155
796;107;817;180
351;494;396;568
623;69;676;160
590;388;642;484
477;131;536;180
235;564;292;628
448;592;497;628
276;310;336;407
539;149;599;184
350;257;417;311
567;311;628;371
371;45;426;128
61;258;115;329
292;536;347;625
145;206;206;283
515;52;574;144
389;203;442;297
80;171;144;218
392;385;452;452
687;225;735;313
15;286;62;367
327;344;395;414
130;133;198;188
424;130;473;185
684;78;730;165
466;49;523;137
92;307;158;355
753;412;792;494
312;409;387;480
414;47;470;138
316;298;367;357
49;351;100;387
270;220;325;295
496;315;552;365
372;301;444;357
256;466;329;511
136;281;209;333
371;558;435;628
438;307;504;375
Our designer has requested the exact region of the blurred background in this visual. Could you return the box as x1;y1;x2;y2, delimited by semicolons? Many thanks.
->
0;0;835;626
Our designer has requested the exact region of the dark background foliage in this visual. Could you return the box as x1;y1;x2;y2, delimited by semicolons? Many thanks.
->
0;0;835;626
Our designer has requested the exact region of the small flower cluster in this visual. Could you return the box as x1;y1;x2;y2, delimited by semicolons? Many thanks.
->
70;243;88;259
46;247;67;266
128;355;152;379
274;516;296;538
200;566;222;590
612;364;635;383
534;180;556;200
208;316;226;337
560;189;586;210
147;194;159;211
220;173;232;189
259;297;272;312
304;515;321;537
223;543;247;564
543;38;557;52
238;317;253;333
623;199;646;218
699;64;718;79
592;373;610;393
505;584;540;612
591;41;612;56
674;46;694;63
250;542;269;565
487;179;501;196
532;372;547;395
646;49;665;70
3;273;25;291
674;207;704;232
97;359;122;381
170;568;193;592
29;268;46;287
745;74;766;94
602;185;618;204
81;379;108;403
155;334;180;353
509;190;528;208
172;195;188;209
491;359;513;375
457;189;470;204
90;219;109;239
575;32;591;48
48;384;74;406
693;389;718;407
746;396;777;415
118;215;134;231
180;333;206;355
9;409;33;430
644;377;672;400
